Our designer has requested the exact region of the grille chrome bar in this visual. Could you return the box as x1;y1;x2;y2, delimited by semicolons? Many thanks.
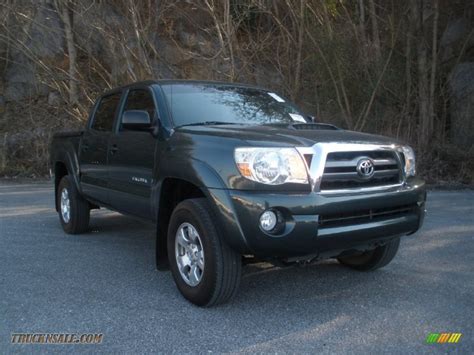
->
325;158;397;168
323;169;399;180
296;143;406;194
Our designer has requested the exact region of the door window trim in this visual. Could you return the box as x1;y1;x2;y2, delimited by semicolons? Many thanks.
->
113;86;159;134
88;90;123;132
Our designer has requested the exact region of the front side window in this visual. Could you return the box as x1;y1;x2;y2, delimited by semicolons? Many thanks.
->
123;89;156;122
92;93;121;131
161;84;306;127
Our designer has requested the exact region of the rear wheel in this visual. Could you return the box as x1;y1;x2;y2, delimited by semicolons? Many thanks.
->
57;175;90;234
167;198;241;307
337;237;400;271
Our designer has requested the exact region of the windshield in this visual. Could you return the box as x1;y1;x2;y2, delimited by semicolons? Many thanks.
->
161;84;307;127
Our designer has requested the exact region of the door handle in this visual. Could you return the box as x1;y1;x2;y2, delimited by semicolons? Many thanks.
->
82;144;89;151
110;144;119;155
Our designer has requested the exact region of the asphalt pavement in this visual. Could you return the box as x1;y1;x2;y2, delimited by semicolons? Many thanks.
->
0;181;473;353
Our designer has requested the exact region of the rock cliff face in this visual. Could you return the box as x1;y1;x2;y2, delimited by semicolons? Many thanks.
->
0;1;284;104
3;2;63;102
0;0;473;182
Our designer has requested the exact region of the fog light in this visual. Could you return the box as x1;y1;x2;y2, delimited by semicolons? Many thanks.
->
260;210;277;231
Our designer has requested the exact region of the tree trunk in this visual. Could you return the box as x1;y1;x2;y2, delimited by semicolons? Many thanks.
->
58;1;79;105
429;0;439;139
411;0;430;150
129;0;152;78
402;13;413;140
358;0;369;65
223;0;236;81
292;0;305;100
369;0;381;64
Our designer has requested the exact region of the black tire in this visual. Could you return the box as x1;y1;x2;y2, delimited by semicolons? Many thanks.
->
337;237;400;271
167;198;242;307
57;175;90;234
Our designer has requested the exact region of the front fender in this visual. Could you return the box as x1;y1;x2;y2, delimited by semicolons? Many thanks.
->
153;158;251;254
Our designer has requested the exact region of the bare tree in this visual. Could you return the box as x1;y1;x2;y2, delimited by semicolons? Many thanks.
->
369;0;381;63
411;0;430;150
429;0;439;137
54;0;79;105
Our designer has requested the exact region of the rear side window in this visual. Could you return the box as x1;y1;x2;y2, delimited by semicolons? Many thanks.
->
123;89;156;121
91;93;121;131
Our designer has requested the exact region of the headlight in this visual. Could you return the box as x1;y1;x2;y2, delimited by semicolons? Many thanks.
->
401;146;416;177
234;147;308;185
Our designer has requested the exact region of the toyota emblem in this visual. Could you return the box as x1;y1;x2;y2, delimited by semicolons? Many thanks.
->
356;158;375;179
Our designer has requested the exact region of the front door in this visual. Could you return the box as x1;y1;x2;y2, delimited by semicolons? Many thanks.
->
79;92;122;205
107;88;158;218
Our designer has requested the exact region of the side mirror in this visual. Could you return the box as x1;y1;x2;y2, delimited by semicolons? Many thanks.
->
122;110;151;131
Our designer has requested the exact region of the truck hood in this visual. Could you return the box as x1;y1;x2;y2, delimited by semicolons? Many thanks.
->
176;124;402;147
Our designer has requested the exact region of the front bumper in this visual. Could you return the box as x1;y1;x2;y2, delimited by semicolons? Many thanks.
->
211;178;426;258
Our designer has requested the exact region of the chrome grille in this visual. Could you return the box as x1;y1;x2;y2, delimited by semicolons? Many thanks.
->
320;151;402;190
296;143;407;194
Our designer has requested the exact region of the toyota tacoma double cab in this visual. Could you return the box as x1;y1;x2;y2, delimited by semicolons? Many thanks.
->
50;80;426;306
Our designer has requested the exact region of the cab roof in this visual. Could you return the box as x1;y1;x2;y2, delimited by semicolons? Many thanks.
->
101;79;269;97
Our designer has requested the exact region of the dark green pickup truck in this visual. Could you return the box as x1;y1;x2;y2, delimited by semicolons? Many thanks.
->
50;80;426;306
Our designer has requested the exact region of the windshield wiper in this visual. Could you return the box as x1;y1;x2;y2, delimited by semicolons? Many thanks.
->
175;121;241;128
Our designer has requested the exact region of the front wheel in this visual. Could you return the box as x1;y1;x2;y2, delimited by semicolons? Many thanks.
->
337;237;400;271
167;198;242;307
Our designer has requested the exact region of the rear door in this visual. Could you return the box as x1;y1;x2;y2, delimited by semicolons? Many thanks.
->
107;88;158;218
79;92;122;204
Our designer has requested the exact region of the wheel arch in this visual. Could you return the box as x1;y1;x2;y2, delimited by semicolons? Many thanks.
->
51;139;83;207
155;177;207;270
153;157;249;270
